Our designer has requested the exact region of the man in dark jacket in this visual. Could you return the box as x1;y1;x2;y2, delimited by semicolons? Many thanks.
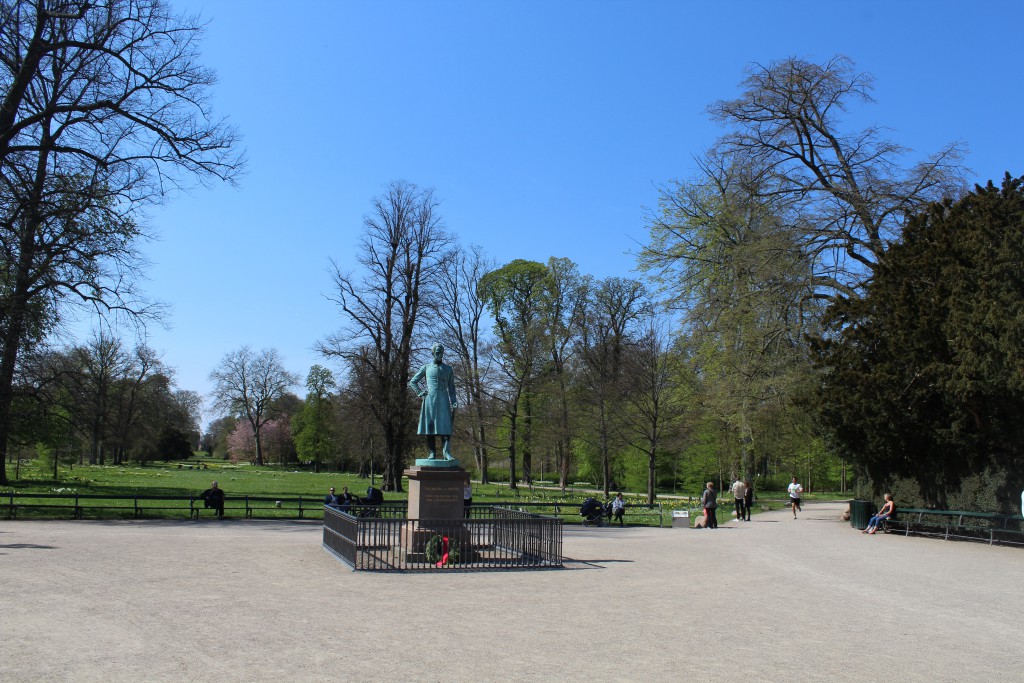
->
324;487;342;507
700;481;718;529
199;481;226;517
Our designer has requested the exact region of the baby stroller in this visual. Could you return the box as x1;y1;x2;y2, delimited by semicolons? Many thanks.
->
580;497;608;526
357;486;384;518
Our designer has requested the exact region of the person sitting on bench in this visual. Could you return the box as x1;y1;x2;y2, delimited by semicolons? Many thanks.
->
199;481;225;518
324;487;342;508
864;493;895;534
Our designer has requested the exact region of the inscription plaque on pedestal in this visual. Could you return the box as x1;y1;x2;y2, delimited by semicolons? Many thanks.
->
401;465;470;559
404;465;465;520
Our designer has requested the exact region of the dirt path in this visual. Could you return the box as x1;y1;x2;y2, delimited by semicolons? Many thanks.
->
1;502;1020;682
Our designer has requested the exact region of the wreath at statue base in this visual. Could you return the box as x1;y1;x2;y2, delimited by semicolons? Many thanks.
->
424;534;460;567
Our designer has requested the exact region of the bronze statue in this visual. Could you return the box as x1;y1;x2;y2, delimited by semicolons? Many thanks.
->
409;343;458;460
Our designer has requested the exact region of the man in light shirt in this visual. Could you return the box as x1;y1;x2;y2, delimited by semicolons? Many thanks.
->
731;478;747;522
787;477;803;519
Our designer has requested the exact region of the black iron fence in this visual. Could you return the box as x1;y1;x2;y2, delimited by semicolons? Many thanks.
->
322;504;563;571
2;491;663;527
0;492;328;520
470;500;667;526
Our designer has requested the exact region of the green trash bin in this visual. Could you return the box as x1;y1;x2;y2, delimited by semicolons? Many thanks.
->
849;500;872;530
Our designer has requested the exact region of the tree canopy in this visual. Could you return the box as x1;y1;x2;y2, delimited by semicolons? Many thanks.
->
812;174;1024;509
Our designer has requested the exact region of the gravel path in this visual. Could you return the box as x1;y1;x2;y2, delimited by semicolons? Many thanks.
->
1;501;1021;682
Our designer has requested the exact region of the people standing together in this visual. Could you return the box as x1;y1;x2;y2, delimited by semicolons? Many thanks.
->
699;478;759;527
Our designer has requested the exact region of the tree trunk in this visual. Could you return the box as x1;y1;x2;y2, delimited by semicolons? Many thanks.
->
557;381;572;490
522;392;533;485
253;428;264;467
473;398;489;485
507;411;518;490
647;440;658;504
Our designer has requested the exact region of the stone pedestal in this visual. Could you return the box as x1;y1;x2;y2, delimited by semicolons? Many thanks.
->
404;466;466;520
401;466;469;559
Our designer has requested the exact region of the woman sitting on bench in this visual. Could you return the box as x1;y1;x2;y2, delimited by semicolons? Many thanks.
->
864;493;894;534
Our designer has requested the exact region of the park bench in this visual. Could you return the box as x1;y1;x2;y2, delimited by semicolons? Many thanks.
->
189;495;321;519
2;492;85;518
884;507;1024;546
2;492;199;519
488;501;667;526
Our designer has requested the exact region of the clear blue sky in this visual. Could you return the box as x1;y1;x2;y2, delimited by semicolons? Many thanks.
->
95;0;1024;429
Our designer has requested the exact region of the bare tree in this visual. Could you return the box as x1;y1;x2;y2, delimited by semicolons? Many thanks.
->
0;0;243;484
576;277;648;496
318;181;451;492
622;315;683;503
209;347;298;467
704;55;965;301
434;244;496;483
538;257;587;490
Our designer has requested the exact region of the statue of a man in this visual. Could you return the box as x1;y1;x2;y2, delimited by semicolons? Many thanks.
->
408;343;458;459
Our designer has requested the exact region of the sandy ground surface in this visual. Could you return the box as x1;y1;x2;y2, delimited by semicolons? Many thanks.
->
2;501;1021;682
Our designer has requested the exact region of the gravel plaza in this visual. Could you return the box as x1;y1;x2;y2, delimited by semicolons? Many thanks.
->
1;500;1021;682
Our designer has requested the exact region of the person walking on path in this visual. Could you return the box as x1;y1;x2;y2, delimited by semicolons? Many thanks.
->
787;477;803;519
701;481;719;529
864;493;895;534
731;478;747;522
743;480;754;521
611;492;626;526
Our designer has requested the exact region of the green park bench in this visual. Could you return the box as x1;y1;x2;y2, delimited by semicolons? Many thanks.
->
885;507;1024;546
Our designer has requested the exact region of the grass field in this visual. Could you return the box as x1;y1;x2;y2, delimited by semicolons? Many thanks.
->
2;453;845;523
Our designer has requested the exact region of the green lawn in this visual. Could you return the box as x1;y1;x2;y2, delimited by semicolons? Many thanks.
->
2;455;849;524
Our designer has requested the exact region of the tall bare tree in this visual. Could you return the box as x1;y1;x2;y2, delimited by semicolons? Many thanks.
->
704;55;965;302
434;244;496;483
209;347;298;467
538;257;587;490
577;277;648;496
0;0;243;484
318;181;451;492
622;315;683;503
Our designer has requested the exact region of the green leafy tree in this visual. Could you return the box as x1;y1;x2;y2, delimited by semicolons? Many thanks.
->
812;175;1024;509
293;365;338;473
479;259;549;487
156;427;194;460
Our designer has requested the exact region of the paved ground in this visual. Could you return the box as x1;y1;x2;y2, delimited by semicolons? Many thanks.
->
1;501;1021;682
